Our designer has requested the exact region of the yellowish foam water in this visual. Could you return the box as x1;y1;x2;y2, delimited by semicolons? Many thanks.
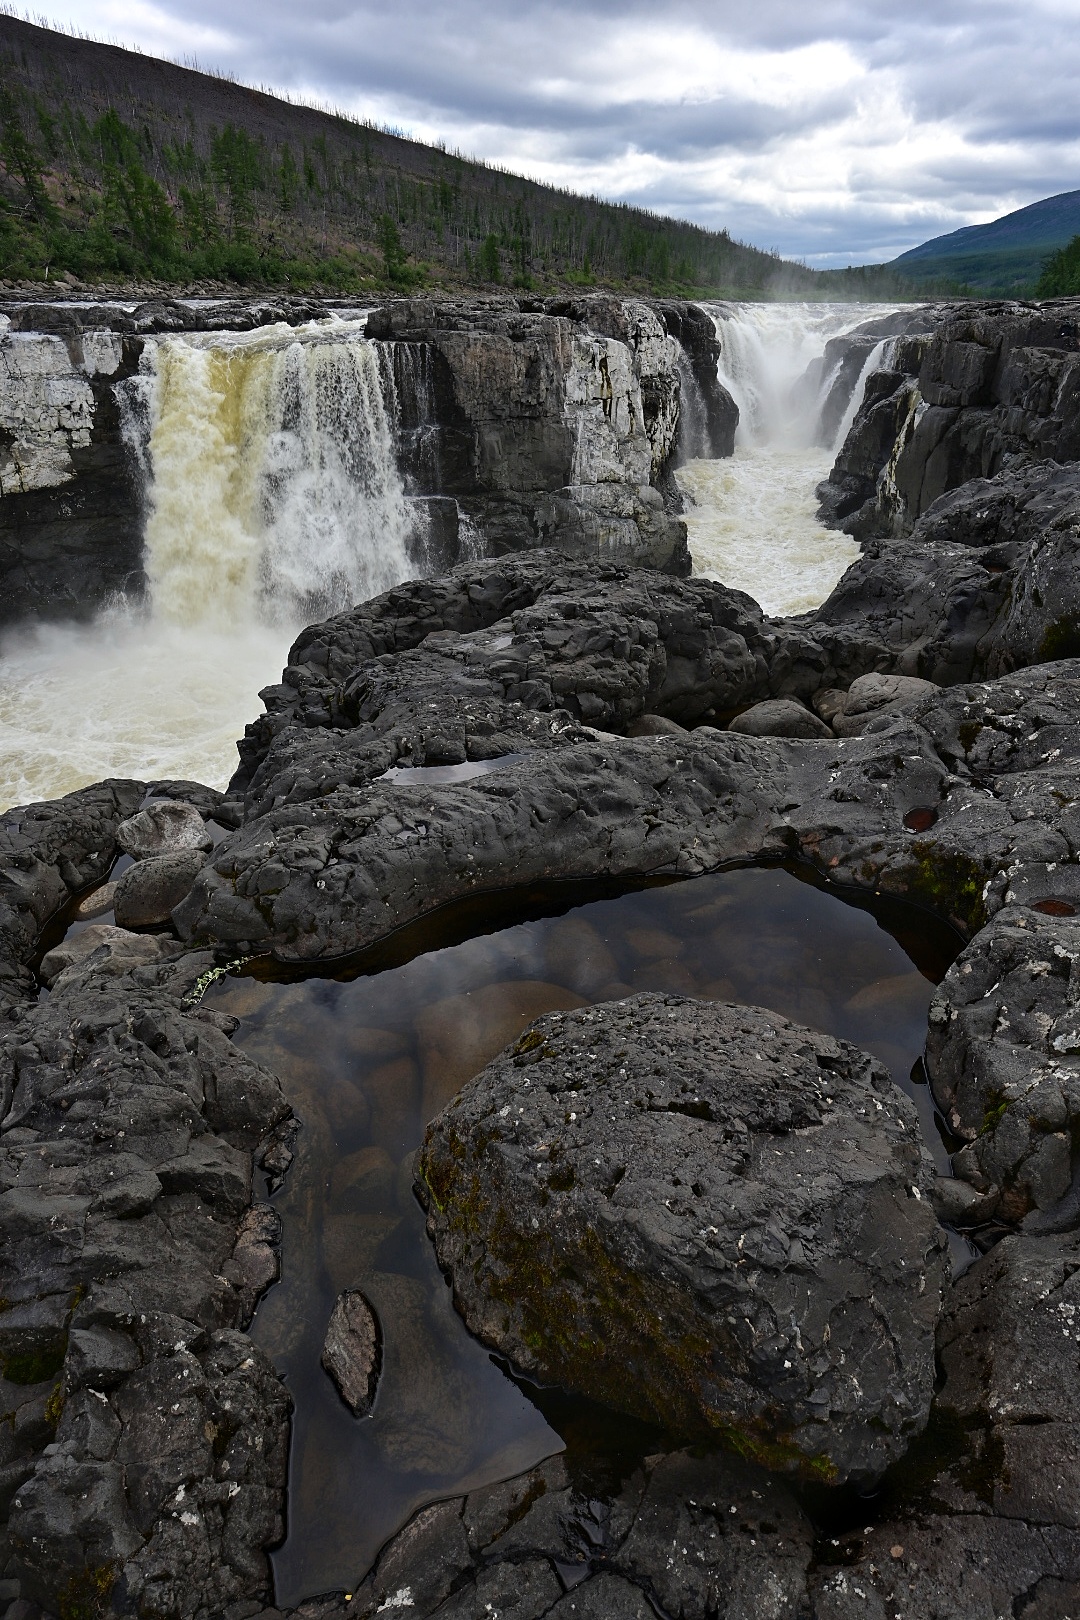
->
0;612;287;807
678;447;859;618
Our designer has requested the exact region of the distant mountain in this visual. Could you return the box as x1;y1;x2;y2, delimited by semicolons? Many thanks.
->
891;190;1080;294
0;15;910;299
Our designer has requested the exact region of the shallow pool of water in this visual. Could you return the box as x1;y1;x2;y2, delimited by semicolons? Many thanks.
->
206;863;957;1602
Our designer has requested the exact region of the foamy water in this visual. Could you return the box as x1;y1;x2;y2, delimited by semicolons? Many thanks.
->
0;613;287;806
678;301;894;614
678;448;859;617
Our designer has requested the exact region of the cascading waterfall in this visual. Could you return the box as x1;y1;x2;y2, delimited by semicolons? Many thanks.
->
677;301;899;616
0;318;424;808
142;319;414;627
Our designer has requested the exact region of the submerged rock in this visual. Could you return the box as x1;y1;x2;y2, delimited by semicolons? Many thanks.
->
38;921;179;986
116;798;213;861
418;993;948;1486
321;1289;382;1417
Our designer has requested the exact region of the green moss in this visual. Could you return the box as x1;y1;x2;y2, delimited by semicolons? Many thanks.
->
58;1565;117;1620
906;841;988;934
1039;617;1080;663
979;1093;1009;1136
44;1381;65;1429
1;1341;66;1385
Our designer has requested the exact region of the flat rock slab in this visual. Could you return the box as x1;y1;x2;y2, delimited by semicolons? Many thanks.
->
321;1289;382;1416
419;993;948;1486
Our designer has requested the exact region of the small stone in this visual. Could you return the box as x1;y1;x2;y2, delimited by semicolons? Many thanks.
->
890;1545;904;1559
116;799;212;860
321;1289;382;1417
73;882;117;920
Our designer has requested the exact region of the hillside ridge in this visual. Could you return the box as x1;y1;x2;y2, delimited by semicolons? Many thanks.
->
0;13;914;299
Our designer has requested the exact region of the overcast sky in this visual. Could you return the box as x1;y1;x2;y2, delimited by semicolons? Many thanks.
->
25;0;1080;266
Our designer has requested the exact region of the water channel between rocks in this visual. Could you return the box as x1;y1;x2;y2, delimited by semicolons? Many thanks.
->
205;862;960;1603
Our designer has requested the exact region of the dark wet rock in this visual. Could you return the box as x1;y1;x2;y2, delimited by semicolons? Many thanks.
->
0;778;143;1019
229;550;777;803
809;461;1080;686
820;301;1080;539
810;1515;1080;1619
338;1446;812;1620
0;929;293;1616
926;905;1080;1222
811;1221;1080;1617
652;299;739;460
321;1290;381;1418
728;698;833;739
113;848;207;928
116;799;214;861
367;295;692;569
177;650;1080;959
419;993;947;1485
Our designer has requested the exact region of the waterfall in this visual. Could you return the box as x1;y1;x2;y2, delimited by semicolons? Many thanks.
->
706;302;877;448
676;302;899;616
829;337;895;457
0;317;432;809
138;319;414;628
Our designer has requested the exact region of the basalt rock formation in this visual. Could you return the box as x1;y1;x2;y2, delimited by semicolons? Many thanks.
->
818;298;1080;539
419;995;947;1485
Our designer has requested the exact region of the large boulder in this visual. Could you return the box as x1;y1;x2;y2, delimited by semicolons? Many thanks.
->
418;993;948;1486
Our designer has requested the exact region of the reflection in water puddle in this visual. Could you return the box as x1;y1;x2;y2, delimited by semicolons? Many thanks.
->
376;754;528;786
206;865;957;1602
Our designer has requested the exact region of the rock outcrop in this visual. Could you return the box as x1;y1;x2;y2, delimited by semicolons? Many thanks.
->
0;781;295;1618
818;299;1080;539
1;293;739;625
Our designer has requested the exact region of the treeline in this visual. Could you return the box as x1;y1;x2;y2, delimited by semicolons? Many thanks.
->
0;14;914;299
1037;236;1080;298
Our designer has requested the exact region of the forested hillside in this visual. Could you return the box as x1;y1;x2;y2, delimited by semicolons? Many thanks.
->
0;15;911;298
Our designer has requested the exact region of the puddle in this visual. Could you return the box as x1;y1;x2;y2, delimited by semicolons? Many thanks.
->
205;864;960;1602
377;754;528;786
